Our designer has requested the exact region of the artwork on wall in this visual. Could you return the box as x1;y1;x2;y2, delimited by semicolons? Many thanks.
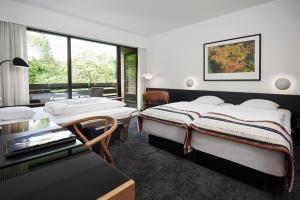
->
203;34;261;81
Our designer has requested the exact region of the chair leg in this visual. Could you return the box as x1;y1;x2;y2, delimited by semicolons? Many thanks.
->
100;141;115;166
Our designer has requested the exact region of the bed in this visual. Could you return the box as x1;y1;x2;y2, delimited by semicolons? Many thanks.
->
189;103;294;192
0;98;136;141
138;96;294;191
138;96;231;152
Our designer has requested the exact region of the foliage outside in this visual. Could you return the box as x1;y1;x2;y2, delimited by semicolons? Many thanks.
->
27;32;117;85
125;53;137;94
208;40;255;73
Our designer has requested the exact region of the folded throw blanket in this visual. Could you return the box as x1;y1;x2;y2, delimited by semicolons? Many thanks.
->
44;97;125;116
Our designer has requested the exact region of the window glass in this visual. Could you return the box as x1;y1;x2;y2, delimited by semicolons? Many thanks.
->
71;38;117;98
27;31;68;103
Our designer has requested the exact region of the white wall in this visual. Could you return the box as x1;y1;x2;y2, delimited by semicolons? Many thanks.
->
0;0;148;48
148;0;300;95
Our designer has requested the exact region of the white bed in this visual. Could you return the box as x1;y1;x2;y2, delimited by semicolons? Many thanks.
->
190;107;292;178
142;102;292;178
0;106;136;126
0;106;136;142
140;102;232;144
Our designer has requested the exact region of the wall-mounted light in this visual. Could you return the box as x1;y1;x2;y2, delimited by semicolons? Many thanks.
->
142;73;153;80
186;78;195;88
275;78;291;90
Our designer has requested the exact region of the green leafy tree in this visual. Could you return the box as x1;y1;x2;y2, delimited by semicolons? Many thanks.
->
28;32;116;86
72;51;117;86
28;32;67;84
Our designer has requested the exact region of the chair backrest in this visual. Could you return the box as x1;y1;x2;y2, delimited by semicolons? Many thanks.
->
143;91;169;109
61;116;118;165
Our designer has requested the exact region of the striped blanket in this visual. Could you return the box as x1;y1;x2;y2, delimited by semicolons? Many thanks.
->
137;102;203;151
190;112;294;192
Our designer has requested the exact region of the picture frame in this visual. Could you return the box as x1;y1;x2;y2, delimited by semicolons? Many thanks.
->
203;34;261;81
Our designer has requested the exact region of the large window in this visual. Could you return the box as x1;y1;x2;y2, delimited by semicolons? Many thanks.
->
121;47;137;107
71;38;117;98
27;29;137;106
27;31;68;103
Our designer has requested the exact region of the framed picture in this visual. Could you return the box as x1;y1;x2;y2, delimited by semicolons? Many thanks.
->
203;34;261;81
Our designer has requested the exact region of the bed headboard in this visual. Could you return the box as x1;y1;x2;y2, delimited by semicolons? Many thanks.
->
148;88;300;132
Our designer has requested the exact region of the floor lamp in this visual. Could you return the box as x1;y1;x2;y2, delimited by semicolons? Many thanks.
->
0;57;29;103
0;57;29;68
142;73;153;92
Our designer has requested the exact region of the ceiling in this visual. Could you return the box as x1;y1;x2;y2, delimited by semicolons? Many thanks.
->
13;0;273;36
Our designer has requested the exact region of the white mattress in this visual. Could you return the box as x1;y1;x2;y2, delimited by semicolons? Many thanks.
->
143;108;291;177
0;107;136;125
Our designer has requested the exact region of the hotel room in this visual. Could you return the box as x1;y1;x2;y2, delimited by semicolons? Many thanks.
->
0;0;299;199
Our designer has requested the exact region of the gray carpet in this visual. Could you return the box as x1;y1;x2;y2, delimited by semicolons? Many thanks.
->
110;118;300;200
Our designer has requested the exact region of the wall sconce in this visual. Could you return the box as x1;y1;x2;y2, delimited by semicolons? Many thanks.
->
275;78;291;90
186;78;195;88
143;73;153;80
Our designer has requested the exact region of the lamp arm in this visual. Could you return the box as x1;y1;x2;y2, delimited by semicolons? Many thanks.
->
0;60;11;66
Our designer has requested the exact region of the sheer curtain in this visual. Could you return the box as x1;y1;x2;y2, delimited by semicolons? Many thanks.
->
137;48;147;110
0;21;29;106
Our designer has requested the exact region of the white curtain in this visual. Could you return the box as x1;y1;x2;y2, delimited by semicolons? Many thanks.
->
0;21;29;106
137;48;147;110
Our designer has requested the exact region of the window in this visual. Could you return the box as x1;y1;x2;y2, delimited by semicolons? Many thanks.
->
28;31;68;103
26;29;137;107
121;47;137;107
71;38;117;98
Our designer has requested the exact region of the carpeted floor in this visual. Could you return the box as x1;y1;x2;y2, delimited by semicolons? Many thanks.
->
110;118;300;200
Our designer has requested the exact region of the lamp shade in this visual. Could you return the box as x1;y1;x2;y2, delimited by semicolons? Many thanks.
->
186;78;194;87
275;78;291;90
143;73;153;80
12;57;29;67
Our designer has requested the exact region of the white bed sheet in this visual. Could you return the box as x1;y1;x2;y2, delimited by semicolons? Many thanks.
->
191;108;291;177
0;107;136;125
44;97;126;116
142;103;232;144
143;107;291;177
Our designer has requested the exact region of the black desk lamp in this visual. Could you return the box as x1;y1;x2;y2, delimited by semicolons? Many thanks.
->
0;57;29;68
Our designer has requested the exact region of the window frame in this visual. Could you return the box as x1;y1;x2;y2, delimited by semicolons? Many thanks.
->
27;27;137;102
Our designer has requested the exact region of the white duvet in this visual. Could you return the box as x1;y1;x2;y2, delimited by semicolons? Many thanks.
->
140;102;228;125
165;102;223;114
44;97;126;116
208;105;286;125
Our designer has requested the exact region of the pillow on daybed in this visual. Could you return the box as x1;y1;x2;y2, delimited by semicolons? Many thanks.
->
240;99;279;110
0;106;36;121
193;96;224;105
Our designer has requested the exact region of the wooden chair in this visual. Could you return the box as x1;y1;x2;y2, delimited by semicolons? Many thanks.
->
143;91;169;109
61;116;118;165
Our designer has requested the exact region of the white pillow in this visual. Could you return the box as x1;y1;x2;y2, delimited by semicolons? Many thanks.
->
0;106;36;121
240;99;279;110
193;96;224;105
